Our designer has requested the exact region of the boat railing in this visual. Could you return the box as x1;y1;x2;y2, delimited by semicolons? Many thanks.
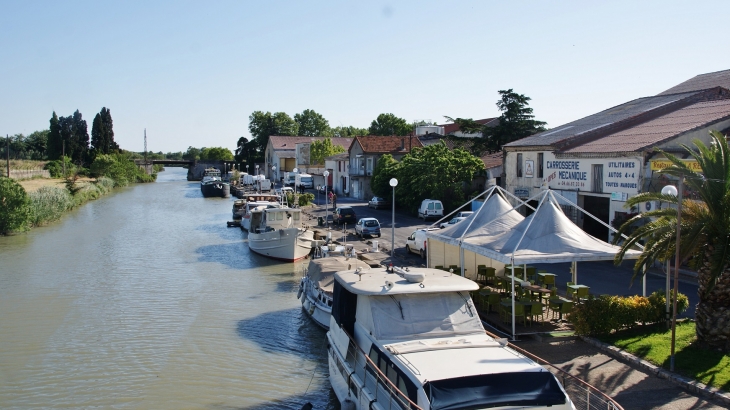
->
494;331;625;410
333;328;423;410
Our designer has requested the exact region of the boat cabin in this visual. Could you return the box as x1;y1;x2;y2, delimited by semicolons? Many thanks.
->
327;267;573;409
250;207;303;233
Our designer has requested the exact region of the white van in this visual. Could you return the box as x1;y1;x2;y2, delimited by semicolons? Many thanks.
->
405;227;440;259
285;172;297;187
259;179;272;192
295;173;314;189
418;199;444;220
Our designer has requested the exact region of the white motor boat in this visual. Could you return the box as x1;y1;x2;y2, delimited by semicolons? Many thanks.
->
240;201;282;230
247;207;321;262
327;266;576;410
298;247;371;329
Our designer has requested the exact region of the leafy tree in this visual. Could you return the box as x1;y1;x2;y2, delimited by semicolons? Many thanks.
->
25;130;49;159
395;143;484;213
44;156;76;178
294;109;332;137
614;131;730;352
332;126;368;137
370;154;400;199
0;177;32;234
57;110;90;165
89;152;152;187
482;89;546;153
310;137;345;165
165;151;183;160
200;147;234;161
368;113;412;136
235;136;260;168
90;107;119;159
48;111;62;160
182;146;201;161
248;111;299;152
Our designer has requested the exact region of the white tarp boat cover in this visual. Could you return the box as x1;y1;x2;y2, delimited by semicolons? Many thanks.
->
307;257;371;294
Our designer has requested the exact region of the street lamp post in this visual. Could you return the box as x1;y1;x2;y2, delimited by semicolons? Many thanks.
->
389;178;398;258
662;180;683;372
255;164;260;193
271;165;276;188
323;171;330;228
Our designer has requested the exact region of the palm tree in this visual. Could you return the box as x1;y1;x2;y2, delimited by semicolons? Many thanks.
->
614;130;730;352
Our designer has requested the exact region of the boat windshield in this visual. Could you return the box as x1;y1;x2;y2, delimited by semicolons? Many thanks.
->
368;292;483;340
425;372;567;409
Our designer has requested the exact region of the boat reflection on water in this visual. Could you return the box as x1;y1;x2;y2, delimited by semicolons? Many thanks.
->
236;308;339;409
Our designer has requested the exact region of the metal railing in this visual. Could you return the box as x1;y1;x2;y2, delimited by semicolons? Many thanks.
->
500;333;625;410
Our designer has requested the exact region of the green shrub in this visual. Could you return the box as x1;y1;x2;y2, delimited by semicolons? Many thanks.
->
90;153;156;186
44;157;76;178
0;177;33;234
298;193;314;207
29;186;73;226
571;290;689;336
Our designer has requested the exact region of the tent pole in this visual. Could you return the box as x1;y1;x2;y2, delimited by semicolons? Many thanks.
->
642;265;647;297
511;261;516;340
460;247;465;277
571;261;577;283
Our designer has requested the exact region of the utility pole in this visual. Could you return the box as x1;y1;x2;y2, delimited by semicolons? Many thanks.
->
6;134;9;178
62;140;66;177
144;129;148;174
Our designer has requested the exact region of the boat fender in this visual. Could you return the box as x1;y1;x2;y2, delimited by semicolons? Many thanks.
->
297;282;303;299
300;403;313;410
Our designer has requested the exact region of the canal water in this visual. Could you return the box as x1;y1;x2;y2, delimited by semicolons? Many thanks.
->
0;167;337;409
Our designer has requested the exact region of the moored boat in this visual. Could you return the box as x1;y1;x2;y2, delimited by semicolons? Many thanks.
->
233;193;282;223
327;266;576;410
298;248;371;329
200;168;230;198
247;207;321;262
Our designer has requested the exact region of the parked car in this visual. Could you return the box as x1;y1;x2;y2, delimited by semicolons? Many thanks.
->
418;199;444;220
405;227;440;259
355;218;381;238
440;216;467;229
368;196;390;209
456;211;474;218
332;206;357;226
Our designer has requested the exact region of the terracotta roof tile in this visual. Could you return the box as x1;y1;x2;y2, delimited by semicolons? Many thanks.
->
439;118;498;135
658;69;730;96
354;136;423;153
480;151;503;169
269;136;354;151
565;99;730;153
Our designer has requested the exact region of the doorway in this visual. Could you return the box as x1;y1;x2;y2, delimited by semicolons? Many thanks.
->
582;195;610;241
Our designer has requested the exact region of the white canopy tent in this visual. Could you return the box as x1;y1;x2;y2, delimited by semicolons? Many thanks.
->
427;188;643;338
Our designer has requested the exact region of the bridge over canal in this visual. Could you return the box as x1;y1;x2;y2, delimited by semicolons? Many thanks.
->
133;159;237;181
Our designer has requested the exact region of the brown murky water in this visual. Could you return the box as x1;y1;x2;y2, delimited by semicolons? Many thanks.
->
0;167;336;409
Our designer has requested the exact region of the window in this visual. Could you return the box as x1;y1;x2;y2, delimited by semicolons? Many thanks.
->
516;153;523;177
537;153;544;178
592;164;603;193
366;158;373;172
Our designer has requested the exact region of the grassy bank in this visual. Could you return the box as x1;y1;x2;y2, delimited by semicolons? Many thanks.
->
597;321;730;391
27;177;116;227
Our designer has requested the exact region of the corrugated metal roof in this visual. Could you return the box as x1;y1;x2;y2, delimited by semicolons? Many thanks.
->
564;99;730;153
658;69;730;96
504;91;701;148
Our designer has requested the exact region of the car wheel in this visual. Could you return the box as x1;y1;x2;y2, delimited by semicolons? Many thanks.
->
420;249;425;259
377;234;381;238
406;245;411;254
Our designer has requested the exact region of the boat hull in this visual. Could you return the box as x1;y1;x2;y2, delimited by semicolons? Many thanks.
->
299;278;331;329
201;182;230;198
248;228;317;262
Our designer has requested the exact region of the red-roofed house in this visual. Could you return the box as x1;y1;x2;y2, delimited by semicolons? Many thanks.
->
264;136;353;182
348;136;424;199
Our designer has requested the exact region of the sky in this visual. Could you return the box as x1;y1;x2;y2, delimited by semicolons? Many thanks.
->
2;1;729;153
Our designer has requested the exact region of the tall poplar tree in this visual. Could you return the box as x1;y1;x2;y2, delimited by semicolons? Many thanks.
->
91;107;119;159
48;111;62;160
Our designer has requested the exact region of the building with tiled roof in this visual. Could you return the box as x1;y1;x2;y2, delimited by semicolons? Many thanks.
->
439;118;499;137
264;136;353;181
503;85;730;241
348;136;424;200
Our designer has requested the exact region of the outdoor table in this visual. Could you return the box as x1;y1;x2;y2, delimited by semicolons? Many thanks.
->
548;298;572;321
523;284;551;299
537;272;557;288
568;284;590;300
